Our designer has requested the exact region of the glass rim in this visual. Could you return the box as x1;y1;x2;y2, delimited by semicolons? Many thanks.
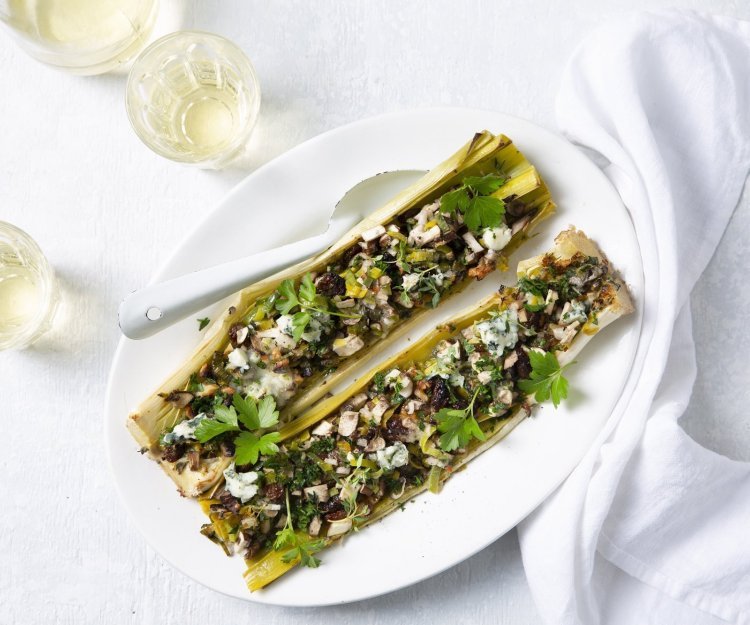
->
125;30;262;165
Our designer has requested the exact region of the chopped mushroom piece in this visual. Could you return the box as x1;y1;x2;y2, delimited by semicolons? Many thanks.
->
311;420;334;436
349;393;369;409
503;351;519;369
308;516;322;537
163;391;194;409
304;484;330;503
497;387;513;405
327;518;353;537
364;436;386;452
338;410;359;437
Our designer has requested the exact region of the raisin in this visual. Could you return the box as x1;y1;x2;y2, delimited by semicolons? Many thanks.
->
514;347;532;379
219;491;241;514
263;483;285;502
315;272;346;297
161;443;185;463
505;196;530;218
325;509;347;522
219;439;235;457
430;377;449;411
318;496;344;516
384;416;410;442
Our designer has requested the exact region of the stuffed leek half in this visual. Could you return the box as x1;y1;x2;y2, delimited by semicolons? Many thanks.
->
127;131;555;496
195;228;634;591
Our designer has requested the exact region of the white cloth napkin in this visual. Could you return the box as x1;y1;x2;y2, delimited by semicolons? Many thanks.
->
517;10;750;625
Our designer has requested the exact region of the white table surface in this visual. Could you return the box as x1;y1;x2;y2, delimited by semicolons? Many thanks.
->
1;2;748;624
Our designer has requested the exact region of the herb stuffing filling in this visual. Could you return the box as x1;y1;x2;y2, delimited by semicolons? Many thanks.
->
198;251;621;567
158;173;543;471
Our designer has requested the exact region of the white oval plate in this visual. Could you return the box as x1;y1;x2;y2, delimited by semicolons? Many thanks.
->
106;108;643;606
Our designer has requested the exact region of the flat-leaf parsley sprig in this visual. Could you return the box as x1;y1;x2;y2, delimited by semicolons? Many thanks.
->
274;273;358;342
194;394;281;465
434;388;487;452
439;173;508;233
517;350;573;408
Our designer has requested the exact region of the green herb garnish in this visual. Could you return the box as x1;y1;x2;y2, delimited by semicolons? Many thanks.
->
274;492;325;568
197;317;210;331
194;394;281;464
274;273;357;341
435;388;486;452
517;350;572;408
439;173;507;233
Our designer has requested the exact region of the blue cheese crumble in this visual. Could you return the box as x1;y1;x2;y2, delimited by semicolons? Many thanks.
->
223;464;259;502
476;308;519;357
561;300;588;325
163;413;206;444
376;442;409;471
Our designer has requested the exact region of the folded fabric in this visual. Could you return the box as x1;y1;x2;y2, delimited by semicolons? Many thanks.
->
517;10;750;625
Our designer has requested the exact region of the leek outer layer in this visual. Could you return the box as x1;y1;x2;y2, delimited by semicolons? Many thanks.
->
126;131;555;496
239;228;634;591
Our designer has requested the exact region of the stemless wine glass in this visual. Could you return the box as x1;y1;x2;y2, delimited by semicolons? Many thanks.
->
125;31;261;168
0;222;59;350
0;0;159;75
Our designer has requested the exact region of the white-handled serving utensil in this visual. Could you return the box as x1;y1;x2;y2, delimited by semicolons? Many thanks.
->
118;170;425;340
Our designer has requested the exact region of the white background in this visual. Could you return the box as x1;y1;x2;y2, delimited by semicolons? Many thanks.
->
1;1;748;624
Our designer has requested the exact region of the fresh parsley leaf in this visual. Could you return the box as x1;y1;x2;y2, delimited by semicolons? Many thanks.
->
214;404;239;427
273;525;296;551
435;390;486;452
231;394;258;429
438;174;507;233
439;188;470;215
299;273;317;304
194;395;280;445
291;310;311;343
231;393;280;431
273;273;356;329
235;431;281;465
256;395;280;428
517;350;572;408
195;404;240;442
464;195;505;232
197;317;210;331
275;279;300;315
280;539;325;568
194;419;237;443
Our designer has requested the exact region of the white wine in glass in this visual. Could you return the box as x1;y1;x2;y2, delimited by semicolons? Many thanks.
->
126;31;261;168
0;0;158;74
0;222;59;350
